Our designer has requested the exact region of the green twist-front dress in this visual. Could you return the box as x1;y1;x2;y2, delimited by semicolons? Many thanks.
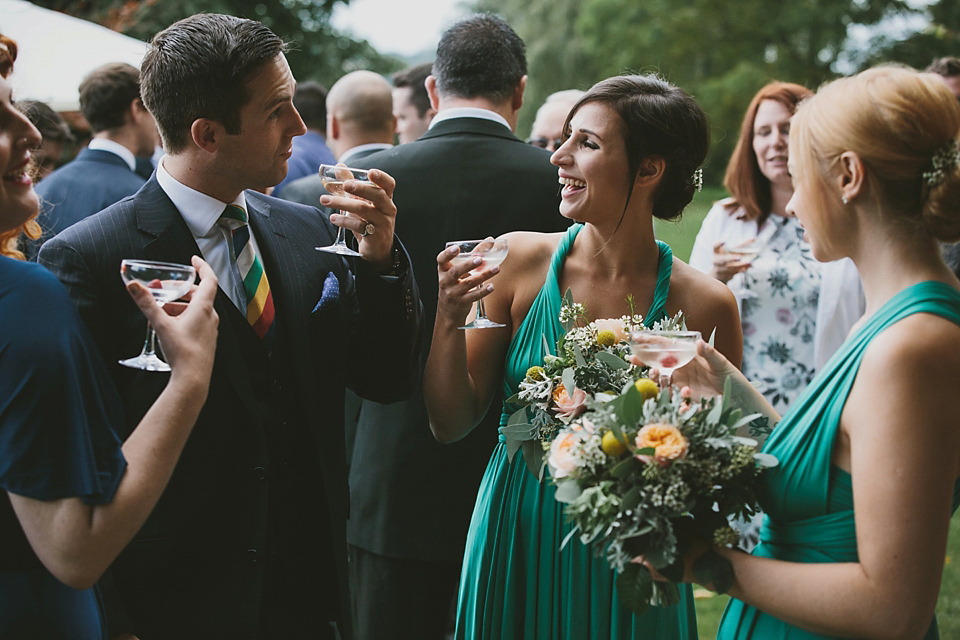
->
718;281;960;640
455;224;698;639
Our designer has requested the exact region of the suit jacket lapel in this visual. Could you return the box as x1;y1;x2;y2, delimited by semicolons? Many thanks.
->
134;180;259;417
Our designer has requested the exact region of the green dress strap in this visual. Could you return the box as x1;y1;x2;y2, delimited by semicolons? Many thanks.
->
500;224;674;415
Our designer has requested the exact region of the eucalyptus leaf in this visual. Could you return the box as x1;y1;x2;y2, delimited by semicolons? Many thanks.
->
507;406;529;426
731;435;758;447
654;581;681;608
505;435;522;462
621;486;642;512
611;456;641;479
618;383;645;429
595;351;630;370
499;424;537;437
753;452;779;468
560;524;580;550
615;564;652;616
504;393;522;405
573;345;587;367
732;413;763;431
721;374;734;414
521;439;545;478
692;549;735;594
562;368;576;395
555;480;583;504
706;394;724;425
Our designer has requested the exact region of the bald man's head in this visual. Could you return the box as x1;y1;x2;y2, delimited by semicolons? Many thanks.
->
326;70;396;155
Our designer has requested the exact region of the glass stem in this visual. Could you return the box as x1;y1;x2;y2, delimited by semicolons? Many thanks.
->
142;324;158;359
659;372;671;394
334;210;347;245
476;289;488;320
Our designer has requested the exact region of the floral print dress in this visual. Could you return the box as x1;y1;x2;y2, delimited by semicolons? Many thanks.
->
739;214;822;414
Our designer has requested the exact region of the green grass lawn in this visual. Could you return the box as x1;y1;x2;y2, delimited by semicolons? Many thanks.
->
661;186;960;639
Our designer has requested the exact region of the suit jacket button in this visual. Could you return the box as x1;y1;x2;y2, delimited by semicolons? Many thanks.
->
253;466;267;481
247;549;258;563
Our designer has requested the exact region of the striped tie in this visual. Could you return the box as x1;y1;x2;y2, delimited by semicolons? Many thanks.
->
219;204;276;350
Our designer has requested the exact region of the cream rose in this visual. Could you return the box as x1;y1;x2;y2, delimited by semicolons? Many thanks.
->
552;384;588;422
548;430;586;478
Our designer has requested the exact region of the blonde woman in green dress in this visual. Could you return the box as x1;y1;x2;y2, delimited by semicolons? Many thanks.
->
660;66;960;640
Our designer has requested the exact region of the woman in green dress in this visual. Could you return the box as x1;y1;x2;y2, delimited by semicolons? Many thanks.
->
659;66;960;640
424;75;742;639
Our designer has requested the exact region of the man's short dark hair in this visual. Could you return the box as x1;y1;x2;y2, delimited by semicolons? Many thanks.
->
78;62;141;133
293;81;327;131
432;14;526;104
17;100;74;144
393;62;433;117
926;56;960;78
141;13;286;153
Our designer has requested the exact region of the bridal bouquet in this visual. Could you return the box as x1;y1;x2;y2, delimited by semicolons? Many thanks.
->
500;290;685;476
547;378;777;614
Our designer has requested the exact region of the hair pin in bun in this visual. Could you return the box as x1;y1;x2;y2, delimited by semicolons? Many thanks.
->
922;140;960;187
690;168;703;192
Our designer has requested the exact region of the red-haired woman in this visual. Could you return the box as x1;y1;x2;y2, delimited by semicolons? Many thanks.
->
690;82;864;416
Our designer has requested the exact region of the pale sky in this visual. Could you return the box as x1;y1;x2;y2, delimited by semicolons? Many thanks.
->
331;0;470;58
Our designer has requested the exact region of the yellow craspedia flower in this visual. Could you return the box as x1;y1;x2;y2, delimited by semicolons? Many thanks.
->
526;365;545;381
596;329;617;348
601;430;627;456
633;378;659;401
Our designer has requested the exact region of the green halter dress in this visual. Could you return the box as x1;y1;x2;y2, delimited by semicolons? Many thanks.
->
455;224;698;639
718;281;960;640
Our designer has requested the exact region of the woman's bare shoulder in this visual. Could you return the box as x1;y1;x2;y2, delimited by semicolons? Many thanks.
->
669;258;739;315
499;230;565;270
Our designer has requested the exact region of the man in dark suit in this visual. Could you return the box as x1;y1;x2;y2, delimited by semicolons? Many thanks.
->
38;13;422;640
346;14;568;640
32;63;158;256
279;70;395;205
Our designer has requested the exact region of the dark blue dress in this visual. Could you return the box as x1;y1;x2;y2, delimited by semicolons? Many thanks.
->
0;257;127;639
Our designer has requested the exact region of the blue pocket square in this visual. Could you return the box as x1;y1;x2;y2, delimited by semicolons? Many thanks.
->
312;272;340;313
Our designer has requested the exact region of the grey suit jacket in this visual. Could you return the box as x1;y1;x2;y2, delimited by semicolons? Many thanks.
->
346;116;569;563
38;177;423;638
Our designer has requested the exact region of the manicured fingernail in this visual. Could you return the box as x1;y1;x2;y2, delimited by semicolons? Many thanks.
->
473;257;483;265
486;284;494;291
491;266;500;274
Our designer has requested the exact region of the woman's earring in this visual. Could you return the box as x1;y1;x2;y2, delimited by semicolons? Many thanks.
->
841;196;848;205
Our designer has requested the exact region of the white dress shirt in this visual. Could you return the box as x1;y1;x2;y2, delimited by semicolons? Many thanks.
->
428;107;511;130
155;159;260;311
87;138;137;171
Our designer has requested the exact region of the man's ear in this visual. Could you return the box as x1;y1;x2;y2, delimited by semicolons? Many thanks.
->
512;75;527;112
425;75;440;112
189;118;220;153
634;156;666;188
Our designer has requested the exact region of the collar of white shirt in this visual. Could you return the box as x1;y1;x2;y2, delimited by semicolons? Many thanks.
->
87;138;137;172
156;159;247;238
428;107;510;131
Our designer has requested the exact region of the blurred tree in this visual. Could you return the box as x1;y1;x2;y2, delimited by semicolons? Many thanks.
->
856;0;960;71
475;0;918;185
29;0;403;88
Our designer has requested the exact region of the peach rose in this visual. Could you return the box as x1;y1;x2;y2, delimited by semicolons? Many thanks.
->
548;430;586;478
594;318;629;343
635;422;688;465
552;383;588;422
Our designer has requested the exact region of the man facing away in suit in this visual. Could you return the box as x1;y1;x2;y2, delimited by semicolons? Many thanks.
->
279;70;396;205
29;62;158;258
38;13;423;640
346;13;569;640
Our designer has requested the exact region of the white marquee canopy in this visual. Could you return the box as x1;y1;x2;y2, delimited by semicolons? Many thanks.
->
0;0;147;111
